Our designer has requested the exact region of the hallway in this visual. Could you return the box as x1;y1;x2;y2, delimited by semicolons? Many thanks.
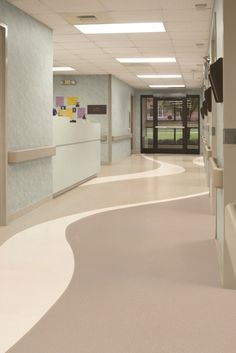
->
1;154;232;353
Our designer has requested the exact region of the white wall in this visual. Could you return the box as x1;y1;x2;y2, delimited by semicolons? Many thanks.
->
53;118;100;194
53;75;109;163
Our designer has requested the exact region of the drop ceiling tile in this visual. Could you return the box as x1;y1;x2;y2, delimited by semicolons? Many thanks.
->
122;64;154;71
150;63;178;70
53;34;91;43
40;0;105;13
70;48;105;54
31;13;67;27
103;48;140;55
61;41;99;49
165;21;210;32
109;10;163;22
174;39;208;47
85;34;129;42
138;48;174;56
169;31;209;40
160;0;213;10
97;41;135;48
53;25;79;35
8;0;53;14
162;9;212;22
99;0;162;11
127;33;169;41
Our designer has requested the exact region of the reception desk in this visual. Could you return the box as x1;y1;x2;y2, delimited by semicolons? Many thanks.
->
53;118;101;195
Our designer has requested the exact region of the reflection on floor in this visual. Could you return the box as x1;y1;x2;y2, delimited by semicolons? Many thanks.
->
0;154;208;246
83;155;185;185
0;154;221;353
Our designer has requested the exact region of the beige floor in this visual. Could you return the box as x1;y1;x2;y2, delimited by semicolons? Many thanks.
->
0;154;208;246
8;195;234;353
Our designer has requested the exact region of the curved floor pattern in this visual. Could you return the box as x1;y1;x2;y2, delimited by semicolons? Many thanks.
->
5;194;236;353
193;156;204;167
83;155;185;186
0;193;208;353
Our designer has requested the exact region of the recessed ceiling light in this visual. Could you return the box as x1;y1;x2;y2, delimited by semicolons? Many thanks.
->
117;58;176;63
75;22;166;34
137;74;181;78
149;85;185;88
53;67;75;72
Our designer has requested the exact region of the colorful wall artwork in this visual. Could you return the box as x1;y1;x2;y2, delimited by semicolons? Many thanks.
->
54;96;86;120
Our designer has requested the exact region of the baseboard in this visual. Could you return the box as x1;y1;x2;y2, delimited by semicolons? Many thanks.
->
53;174;97;198
215;238;223;285
8;195;52;223
101;161;110;165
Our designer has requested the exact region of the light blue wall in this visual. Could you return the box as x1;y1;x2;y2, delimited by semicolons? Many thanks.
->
53;75;109;162
134;88;202;153
111;76;134;161
0;0;53;214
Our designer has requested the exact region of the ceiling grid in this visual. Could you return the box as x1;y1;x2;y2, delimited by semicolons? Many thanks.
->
7;0;213;88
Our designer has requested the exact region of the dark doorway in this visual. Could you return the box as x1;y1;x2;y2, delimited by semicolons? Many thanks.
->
141;95;200;154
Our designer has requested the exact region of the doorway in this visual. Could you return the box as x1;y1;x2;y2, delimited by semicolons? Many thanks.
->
141;95;200;154
0;24;7;225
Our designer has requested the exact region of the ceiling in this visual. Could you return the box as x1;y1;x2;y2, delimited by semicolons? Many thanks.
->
7;0;213;89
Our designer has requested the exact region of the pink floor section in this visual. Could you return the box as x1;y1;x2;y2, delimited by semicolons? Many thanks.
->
7;195;236;353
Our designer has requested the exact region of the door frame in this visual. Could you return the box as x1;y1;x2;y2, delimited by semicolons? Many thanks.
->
154;96;186;154
0;24;8;226
140;95;200;154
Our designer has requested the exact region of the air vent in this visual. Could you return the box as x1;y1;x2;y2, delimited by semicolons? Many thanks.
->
196;43;204;47
195;3;208;10
77;15;96;19
77;15;97;22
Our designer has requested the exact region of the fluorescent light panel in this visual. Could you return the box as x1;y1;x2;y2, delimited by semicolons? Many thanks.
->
117;58;176;63
75;22;165;34
149;84;185;88
137;74;181;78
53;67;75;72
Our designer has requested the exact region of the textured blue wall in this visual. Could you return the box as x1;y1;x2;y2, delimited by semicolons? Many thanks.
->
0;0;53;214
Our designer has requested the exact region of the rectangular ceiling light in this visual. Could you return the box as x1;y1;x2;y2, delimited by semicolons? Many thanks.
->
75;22;165;34
149;84;185;88
53;67;75;72
137;74;181;78
117;58;176;63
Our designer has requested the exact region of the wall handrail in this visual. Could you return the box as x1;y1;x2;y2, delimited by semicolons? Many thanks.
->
101;134;132;142
224;203;236;288
8;146;56;164
209;157;223;188
57;138;100;147
112;134;132;141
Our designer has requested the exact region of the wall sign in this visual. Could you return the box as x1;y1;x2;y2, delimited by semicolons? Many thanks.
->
60;79;77;86
87;105;107;115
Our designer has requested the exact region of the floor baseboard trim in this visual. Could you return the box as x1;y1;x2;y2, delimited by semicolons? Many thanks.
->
53;174;97;198
8;195;52;223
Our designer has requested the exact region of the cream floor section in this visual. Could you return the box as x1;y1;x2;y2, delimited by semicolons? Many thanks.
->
0;155;207;247
8;194;233;353
0;155;208;352
0;193;208;353
83;155;185;185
